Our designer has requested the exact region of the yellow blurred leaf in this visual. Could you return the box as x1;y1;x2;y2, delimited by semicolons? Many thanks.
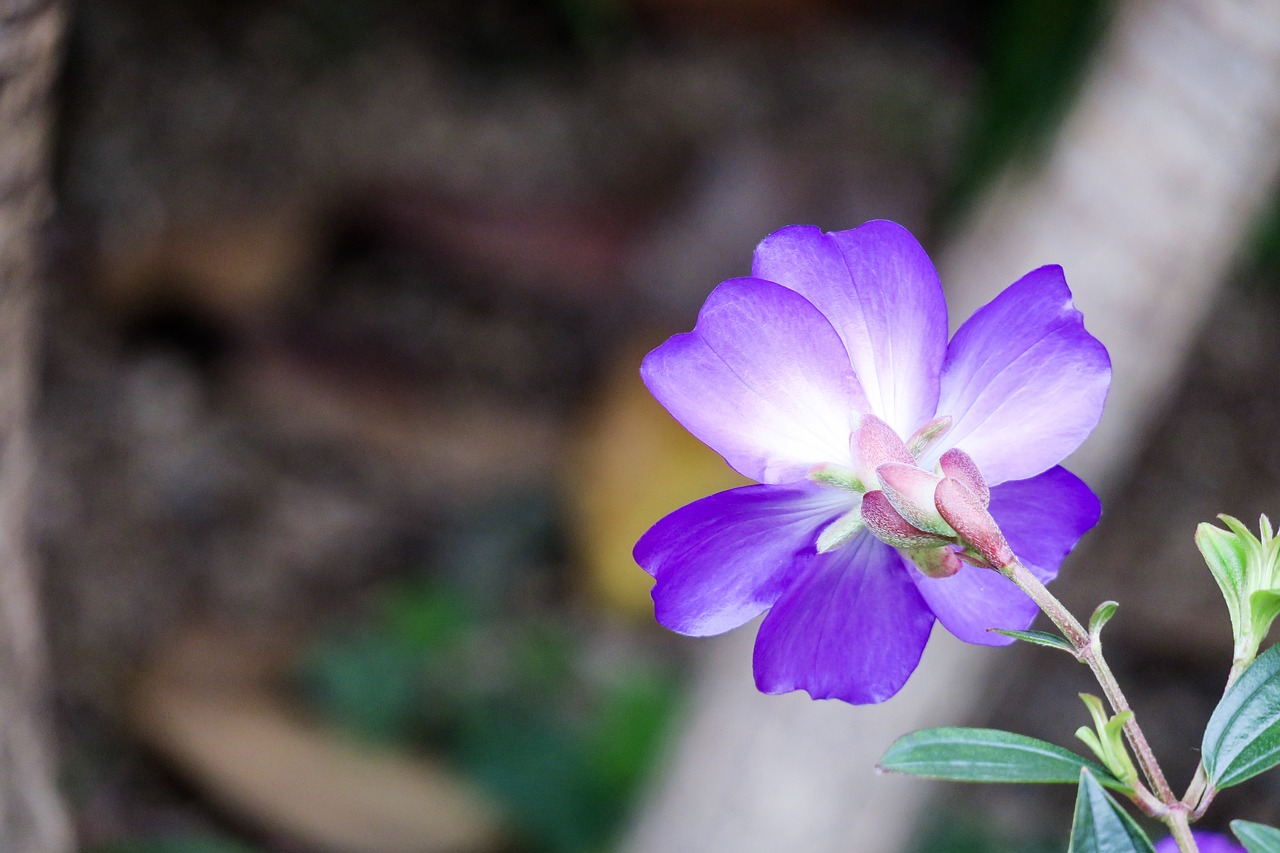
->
565;343;748;617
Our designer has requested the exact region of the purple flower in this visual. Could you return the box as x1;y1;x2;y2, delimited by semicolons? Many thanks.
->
1155;832;1244;853
634;222;1110;703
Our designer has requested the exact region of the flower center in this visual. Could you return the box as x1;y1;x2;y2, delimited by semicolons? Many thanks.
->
806;413;997;578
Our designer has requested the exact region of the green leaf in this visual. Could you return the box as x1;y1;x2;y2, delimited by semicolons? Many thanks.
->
1203;642;1280;788
1089;601;1119;637
1073;695;1137;791
1067;770;1154;853
878;727;1122;788
1233;820;1280;853
990;628;1078;654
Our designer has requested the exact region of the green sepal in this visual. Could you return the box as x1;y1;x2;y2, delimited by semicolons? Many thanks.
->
1202;641;1280;788
807;463;863;492
1067;769;1155;853
906;415;952;458
1233;819;1280;853
816;509;866;553
878;727;1123;789
989;628;1078;655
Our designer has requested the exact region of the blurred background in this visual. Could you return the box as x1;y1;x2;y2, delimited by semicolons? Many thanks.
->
5;0;1280;850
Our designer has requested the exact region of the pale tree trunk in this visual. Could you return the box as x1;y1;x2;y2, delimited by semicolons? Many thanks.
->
621;1;1280;851
0;1;70;850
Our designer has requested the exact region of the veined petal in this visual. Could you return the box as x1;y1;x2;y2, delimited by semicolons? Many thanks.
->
642;277;867;483
752;535;935;703
935;265;1111;485
913;466;1100;645
1155;833;1243;853
912;564;1037;647
752;222;947;436
635;484;852;637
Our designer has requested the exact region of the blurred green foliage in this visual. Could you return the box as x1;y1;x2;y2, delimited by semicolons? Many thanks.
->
909;812;1062;853
946;0;1111;215
298;583;680;853
295;495;682;853
1242;196;1280;288
86;837;264;853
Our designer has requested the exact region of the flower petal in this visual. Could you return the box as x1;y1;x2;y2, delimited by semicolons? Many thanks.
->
934;265;1111;485
913;466;1100;645
911;563;1036;647
1156;833;1244;853
635;484;852;637
989;465;1101;582
642;277;867;483
752;534;935;703
752;222;947;436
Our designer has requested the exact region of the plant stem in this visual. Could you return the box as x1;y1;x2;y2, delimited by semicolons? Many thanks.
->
1183;764;1212;821
1182;656;1249;817
998;558;1177;806
1168;808;1199;853
994;557;1208;850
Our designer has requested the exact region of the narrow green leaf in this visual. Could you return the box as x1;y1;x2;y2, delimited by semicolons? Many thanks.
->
1067;770;1154;853
1089;601;1120;637
1203;642;1280;788
1233;819;1280;853
878;727;1122;788
1075;725;1102;753
1073;695;1137;791
990;628;1077;654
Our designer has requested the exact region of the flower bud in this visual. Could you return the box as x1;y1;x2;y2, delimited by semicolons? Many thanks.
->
934;476;1012;568
906;415;952;458
875;462;955;537
860;490;951;549
938;447;988;507
852;414;912;486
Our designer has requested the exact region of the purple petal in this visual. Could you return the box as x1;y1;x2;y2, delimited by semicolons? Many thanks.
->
752;534;935;703
1155;833;1244;853
642;277;866;483
934;265;1111;485
913;466;1100;645
911;563;1036;646
990;466;1101;582
635;484;852;637
752;222;947;437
